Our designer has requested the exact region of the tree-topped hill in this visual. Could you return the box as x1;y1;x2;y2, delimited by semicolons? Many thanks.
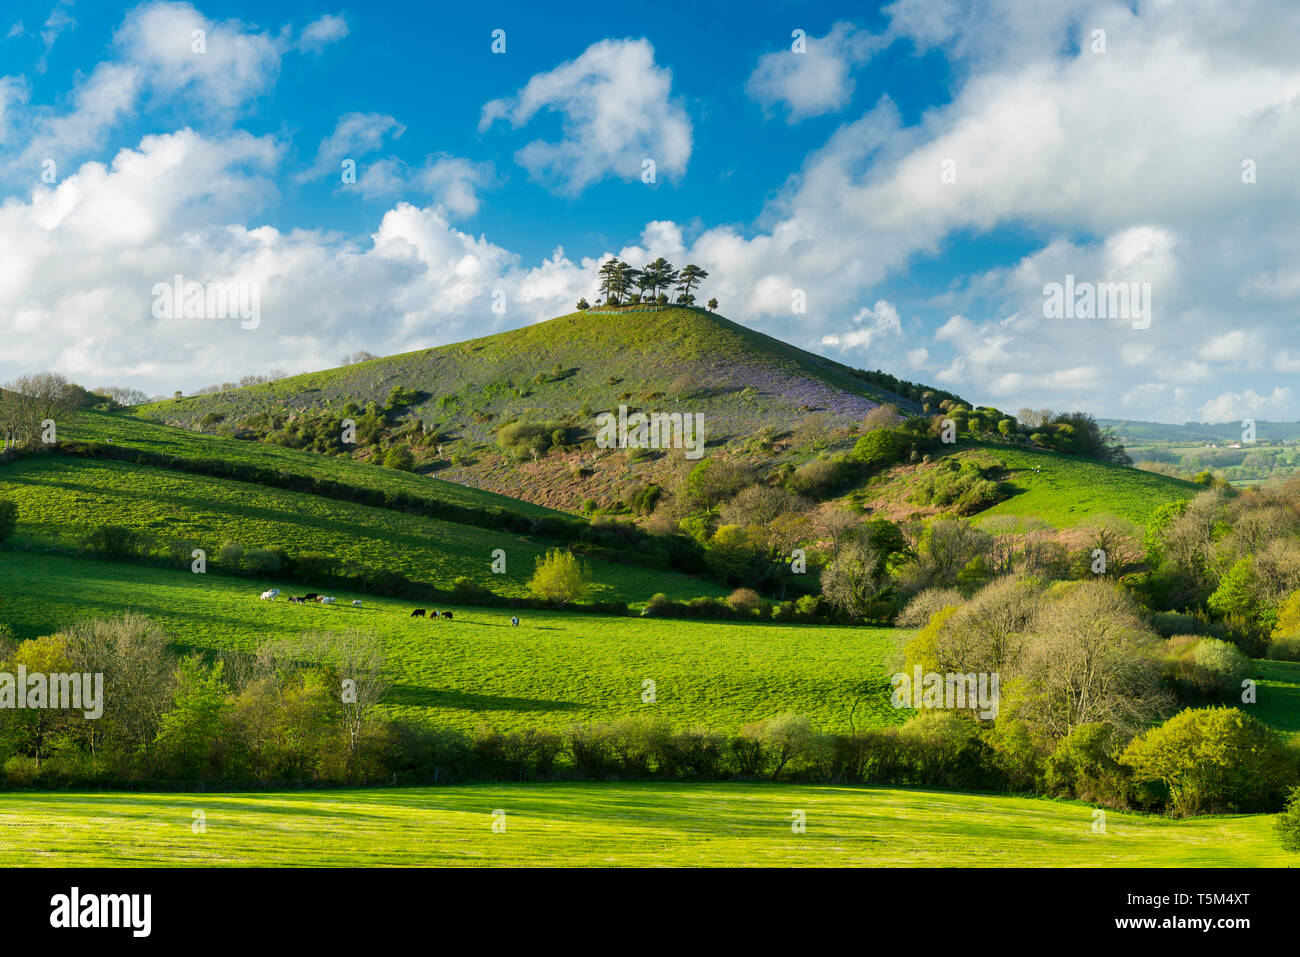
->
136;306;919;441
123;306;1150;516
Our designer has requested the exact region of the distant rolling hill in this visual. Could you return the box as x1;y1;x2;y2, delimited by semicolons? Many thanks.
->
1099;418;1300;443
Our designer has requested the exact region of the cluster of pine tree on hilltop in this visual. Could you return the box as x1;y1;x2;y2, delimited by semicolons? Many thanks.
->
577;257;717;311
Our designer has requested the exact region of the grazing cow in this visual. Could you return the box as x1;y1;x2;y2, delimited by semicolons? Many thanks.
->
319;596;336;604
510;616;519;627
260;589;278;601
304;593;319;601
441;611;453;621
352;600;362;607
289;596;305;604
411;609;426;618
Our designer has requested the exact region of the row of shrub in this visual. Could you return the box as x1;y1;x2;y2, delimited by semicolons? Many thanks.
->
9;700;1295;822
642;590;844;623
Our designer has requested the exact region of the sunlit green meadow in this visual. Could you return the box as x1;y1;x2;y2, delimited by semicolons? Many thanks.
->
0;782;1287;867
0;552;904;733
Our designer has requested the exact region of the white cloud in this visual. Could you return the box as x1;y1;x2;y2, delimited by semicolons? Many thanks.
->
1120;343;1153;366
1239;267;1300;301
746;23;879;122
297;14;347;54
0;75;26;143
297;112;405;182
935;314;974;341
820;299;901;350
408;156;496;218
13;62;143;173
38;3;76;72
1198;329;1255;363
1274;352;1300;373
356;154;497;219
479;38;691;195
935;356;965;383
1197;388;1292;423
113;2;283;115
5;2;306;179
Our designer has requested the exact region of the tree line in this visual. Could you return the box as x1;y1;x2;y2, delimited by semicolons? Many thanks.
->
577;257;717;311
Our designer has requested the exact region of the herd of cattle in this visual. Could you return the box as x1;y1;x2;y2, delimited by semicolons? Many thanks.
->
256;588;520;626
259;588;357;606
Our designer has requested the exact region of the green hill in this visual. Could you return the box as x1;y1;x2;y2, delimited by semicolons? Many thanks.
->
131;307;928;511
137;307;918;433
124;308;1195;528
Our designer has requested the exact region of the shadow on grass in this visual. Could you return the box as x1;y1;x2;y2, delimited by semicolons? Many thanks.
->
386;684;582;713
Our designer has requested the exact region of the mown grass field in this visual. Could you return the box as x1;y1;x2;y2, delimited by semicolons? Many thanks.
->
0;782;1287;867
0;552;904;733
0;454;718;604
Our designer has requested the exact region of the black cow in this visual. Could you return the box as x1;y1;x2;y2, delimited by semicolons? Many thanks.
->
304;593;319;601
289;596;306;604
510;616;519;627
441;611;453;620
411;609;426;618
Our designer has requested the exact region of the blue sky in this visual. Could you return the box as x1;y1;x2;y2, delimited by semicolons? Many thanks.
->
2;0;1298;424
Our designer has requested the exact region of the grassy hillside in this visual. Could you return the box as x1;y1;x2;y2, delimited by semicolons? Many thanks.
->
131;308;927;511
65;409;558;518
137;308;914;433
0;455;714;604
852;440;1198;528
0;552;902;732
0;782;1287;867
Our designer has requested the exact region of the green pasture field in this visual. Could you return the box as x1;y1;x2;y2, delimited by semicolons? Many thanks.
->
0;552;905;733
849;441;1196;528
0;454;718;604
970;443;1197;527
0;782;1286;867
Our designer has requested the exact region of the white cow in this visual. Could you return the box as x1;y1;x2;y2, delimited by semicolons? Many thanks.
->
318;596;336;604
352;600;362;607
260;589;280;601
